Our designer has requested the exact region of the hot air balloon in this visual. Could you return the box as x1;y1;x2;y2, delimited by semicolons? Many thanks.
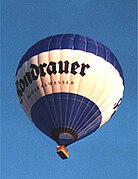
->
15;34;124;159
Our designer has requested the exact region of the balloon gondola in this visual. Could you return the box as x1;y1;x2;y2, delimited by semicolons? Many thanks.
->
16;34;124;159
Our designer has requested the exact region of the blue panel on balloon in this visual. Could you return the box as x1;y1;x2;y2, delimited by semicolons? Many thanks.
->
16;34;124;84
31;92;102;146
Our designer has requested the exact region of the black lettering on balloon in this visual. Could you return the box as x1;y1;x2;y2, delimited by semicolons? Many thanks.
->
16;80;23;103
39;63;47;76
58;60;69;74
71;61;80;75
30;64;39;80
111;110;116;118
16;60;91;103
47;62;57;75
111;98;122;117
19;79;26;92
23;72;32;86
80;63;90;76
113;98;122;109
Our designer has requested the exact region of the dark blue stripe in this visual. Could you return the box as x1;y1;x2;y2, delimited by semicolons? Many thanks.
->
16;34;124;83
31;92;102;146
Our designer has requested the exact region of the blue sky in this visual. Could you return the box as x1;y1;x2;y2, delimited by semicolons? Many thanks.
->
1;1;137;179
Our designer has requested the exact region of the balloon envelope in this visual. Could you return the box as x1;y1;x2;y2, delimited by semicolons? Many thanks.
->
16;34;124;147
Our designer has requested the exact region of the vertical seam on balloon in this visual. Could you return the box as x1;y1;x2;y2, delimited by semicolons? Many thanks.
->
59;34;65;130
37;40;56;124
63;35;74;133
86;41;104;118
71;100;91;135
69;36;88;133
38;38;58;132
64;34;75;133
73;98;84;123
89;42;102;102
67;35;83;132
66;34;76;133
47;36;61;132
37;51;58;130
66;34;76;134
67;93;77;130
73;40;100;133
69;96;85;133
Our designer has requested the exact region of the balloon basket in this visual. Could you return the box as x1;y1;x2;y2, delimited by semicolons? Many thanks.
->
56;145;69;159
